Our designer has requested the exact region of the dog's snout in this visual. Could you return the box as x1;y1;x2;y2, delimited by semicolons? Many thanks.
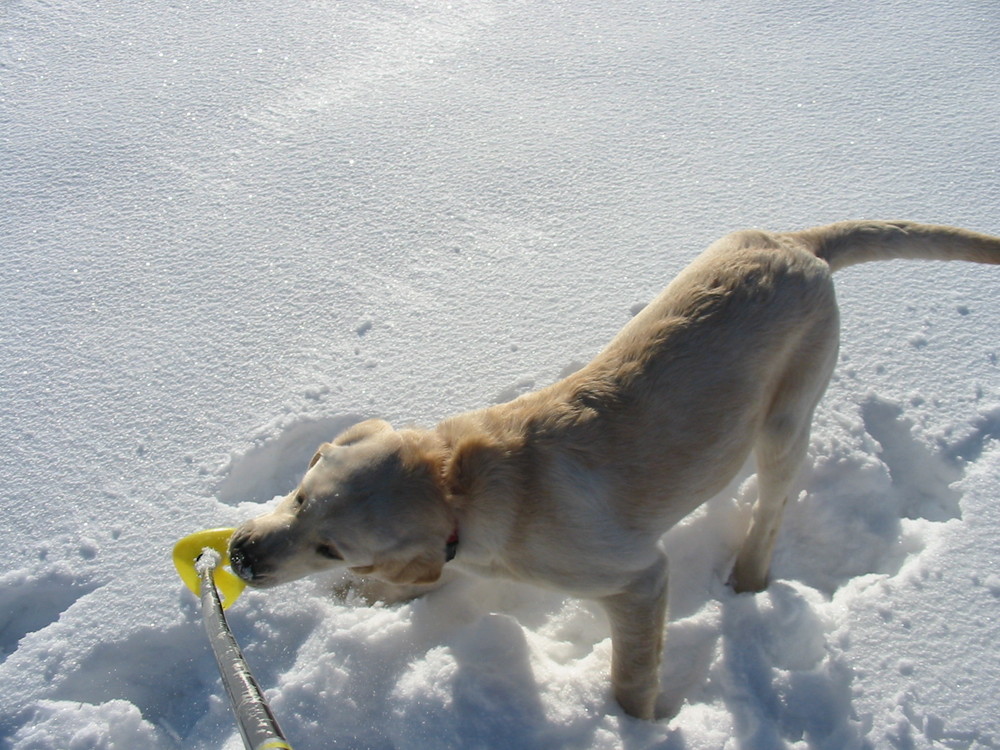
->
228;527;259;582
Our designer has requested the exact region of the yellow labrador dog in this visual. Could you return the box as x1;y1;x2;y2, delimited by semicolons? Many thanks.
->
230;221;999;719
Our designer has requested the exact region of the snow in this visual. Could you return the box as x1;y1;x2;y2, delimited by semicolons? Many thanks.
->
195;550;222;578
1;0;998;747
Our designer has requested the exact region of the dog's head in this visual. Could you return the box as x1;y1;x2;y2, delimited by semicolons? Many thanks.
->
228;419;453;588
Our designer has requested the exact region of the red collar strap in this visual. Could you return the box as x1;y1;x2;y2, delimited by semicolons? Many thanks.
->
445;526;459;562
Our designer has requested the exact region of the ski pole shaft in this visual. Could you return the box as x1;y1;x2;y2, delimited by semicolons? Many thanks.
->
197;556;293;750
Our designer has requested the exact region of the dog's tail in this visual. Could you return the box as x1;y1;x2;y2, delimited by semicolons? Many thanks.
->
791;220;1000;272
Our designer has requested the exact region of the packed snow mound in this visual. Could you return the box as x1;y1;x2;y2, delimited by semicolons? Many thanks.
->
2;0;998;748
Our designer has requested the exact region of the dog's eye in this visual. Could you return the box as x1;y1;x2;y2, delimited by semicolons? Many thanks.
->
316;543;341;560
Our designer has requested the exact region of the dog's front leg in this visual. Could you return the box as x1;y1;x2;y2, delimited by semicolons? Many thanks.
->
598;553;669;720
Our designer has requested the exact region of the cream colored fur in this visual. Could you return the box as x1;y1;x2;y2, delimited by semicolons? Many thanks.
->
230;220;1000;719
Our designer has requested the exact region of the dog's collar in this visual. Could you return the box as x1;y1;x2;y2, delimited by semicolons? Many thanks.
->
445;526;459;562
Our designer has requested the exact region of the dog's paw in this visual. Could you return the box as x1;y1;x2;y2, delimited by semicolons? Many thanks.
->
727;567;769;595
653;692;684;721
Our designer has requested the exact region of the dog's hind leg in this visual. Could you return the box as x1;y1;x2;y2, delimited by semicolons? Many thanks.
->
599;552;669;719
729;414;812;593
730;317;839;594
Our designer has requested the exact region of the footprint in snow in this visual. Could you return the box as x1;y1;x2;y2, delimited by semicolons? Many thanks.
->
215;413;365;505
0;569;101;663
860;395;963;522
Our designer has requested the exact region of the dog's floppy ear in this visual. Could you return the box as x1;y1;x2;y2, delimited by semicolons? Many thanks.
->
364;551;445;585
443;434;508;502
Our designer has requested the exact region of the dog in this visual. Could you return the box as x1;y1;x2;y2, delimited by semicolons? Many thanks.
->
229;221;999;719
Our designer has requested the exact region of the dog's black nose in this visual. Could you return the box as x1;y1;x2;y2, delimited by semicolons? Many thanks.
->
228;530;258;582
228;546;255;582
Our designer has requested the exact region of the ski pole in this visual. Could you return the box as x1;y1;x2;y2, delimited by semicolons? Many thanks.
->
174;529;293;750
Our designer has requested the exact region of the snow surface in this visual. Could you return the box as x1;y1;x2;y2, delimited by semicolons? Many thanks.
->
2;0;999;748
